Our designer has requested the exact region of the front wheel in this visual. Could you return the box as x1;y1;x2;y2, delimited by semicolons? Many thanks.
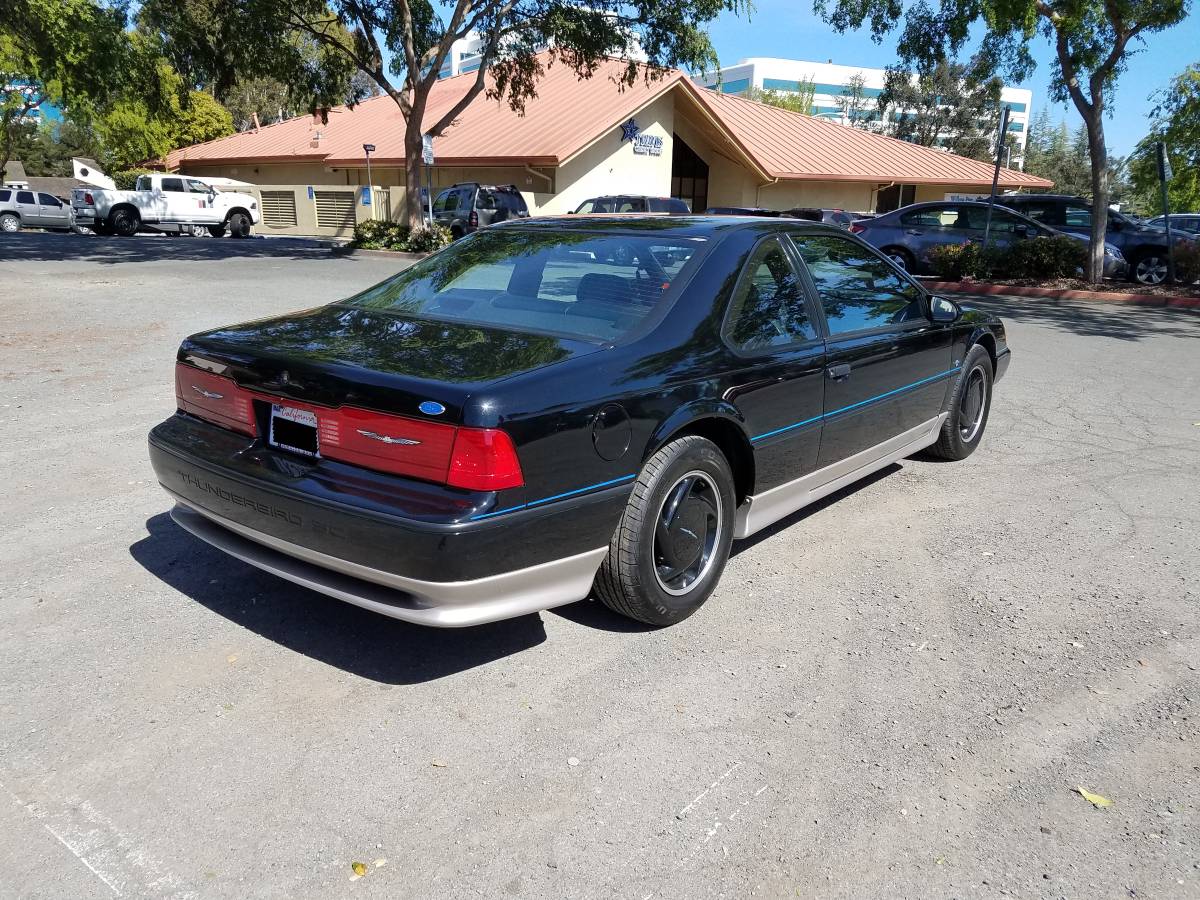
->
927;344;994;461
594;436;736;626
883;246;914;272
227;211;251;238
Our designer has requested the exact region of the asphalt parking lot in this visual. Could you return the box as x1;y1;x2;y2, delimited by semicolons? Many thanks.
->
1;231;1198;899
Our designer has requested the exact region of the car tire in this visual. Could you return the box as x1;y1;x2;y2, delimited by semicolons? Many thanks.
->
883;246;914;271
1131;250;1168;285
110;208;140;237
227;212;251;238
92;221;112;236
0;213;20;233
927;344;994;461
594;435;736;626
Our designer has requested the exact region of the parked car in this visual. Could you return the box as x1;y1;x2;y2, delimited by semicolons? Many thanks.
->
0;187;75;233
71;173;259;237
783;207;859;228
432;183;529;238
1144;213;1200;235
705;206;781;217
850;200;1127;279
999;193;1191;284
573;195;691;214
150;216;1009;628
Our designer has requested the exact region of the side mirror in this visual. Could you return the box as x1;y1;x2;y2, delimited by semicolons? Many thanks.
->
929;295;961;323
1015;223;1030;237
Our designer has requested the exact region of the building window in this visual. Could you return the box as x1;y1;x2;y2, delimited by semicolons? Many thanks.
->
763;78;805;93
875;184;916;213
719;78;751;94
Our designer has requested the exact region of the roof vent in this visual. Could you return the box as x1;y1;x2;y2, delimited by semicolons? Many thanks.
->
310;131;323;148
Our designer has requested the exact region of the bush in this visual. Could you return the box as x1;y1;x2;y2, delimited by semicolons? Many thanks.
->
927;241;993;280
350;220;451;253
1174;238;1200;284
999;234;1087;279
928;234;1087;281
112;167;159;190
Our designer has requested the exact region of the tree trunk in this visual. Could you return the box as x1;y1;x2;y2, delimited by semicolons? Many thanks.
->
1082;111;1109;284
403;117;425;230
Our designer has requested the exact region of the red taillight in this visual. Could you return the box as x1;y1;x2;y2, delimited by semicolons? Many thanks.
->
468;209;478;228
84;192;94;205
175;364;255;435
848;223;865;234
446;428;524;491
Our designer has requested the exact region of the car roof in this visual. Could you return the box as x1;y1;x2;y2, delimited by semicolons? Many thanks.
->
493;214;851;238
1002;194;1087;202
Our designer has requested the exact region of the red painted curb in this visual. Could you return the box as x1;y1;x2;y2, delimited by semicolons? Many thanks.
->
924;280;1200;310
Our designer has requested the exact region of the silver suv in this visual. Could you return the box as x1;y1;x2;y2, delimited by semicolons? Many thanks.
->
0;187;75;232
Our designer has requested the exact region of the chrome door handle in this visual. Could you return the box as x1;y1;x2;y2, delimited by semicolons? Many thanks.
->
826;364;851;380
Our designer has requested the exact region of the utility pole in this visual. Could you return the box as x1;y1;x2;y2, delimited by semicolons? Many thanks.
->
982;105;1011;252
1156;141;1176;285
362;143;376;220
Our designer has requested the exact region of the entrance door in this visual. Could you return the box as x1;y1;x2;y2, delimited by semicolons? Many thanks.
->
671;135;708;213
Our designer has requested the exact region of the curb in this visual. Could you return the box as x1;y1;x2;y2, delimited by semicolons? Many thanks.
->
924;280;1200;310
329;244;427;262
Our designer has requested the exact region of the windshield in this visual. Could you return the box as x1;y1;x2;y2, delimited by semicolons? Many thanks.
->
343;229;705;343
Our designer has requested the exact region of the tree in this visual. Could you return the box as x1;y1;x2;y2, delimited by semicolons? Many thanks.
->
835;72;872;127
1128;63;1200;215
1;0;128;173
140;0;747;228
877;60;1002;162
1024;111;1091;194
815;0;1191;283
745;80;816;115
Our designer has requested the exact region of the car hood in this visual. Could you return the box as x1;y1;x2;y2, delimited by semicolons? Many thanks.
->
178;305;598;421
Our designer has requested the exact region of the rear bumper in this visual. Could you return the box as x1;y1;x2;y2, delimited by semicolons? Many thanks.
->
148;413;627;626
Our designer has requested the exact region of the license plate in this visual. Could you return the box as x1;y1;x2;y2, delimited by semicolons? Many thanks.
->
269;404;319;457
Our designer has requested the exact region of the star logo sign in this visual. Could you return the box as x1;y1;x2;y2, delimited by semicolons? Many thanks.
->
620;118;640;143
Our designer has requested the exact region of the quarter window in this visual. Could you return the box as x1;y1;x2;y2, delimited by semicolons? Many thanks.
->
724;238;815;351
792;234;926;334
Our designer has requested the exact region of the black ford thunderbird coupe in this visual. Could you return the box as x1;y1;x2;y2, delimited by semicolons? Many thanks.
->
149;216;1009;627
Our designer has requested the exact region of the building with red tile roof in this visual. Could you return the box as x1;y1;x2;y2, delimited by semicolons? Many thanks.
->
166;55;1049;233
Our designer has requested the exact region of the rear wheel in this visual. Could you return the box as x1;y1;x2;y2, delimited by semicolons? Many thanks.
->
927;344;993;461
227;211;251;238
0;213;20;233
883;246;914;271
110;207;140;237
1132;250;1168;285
594;436;735;626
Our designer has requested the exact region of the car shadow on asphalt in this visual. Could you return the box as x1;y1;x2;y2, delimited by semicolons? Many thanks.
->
954;294;1200;342
550;464;900;632
129;512;547;684
0;231;352;264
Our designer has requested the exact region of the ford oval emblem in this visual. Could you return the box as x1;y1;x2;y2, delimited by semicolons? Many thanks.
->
419;400;446;416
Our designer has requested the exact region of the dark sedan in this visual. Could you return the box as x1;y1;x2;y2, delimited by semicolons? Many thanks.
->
149;217;1010;628
851;200;1127;278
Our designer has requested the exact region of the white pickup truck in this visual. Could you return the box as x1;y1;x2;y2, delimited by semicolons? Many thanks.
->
72;173;260;238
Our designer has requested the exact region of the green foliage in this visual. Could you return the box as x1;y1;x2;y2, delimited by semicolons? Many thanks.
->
814;0;1191;283
352;220;451;253
112;168;158;190
1128;63;1200;216
140;0;748;227
878;61;1003;162
1024;111;1092;194
745;83;816;115
928;236;1087;280
1175;239;1200;284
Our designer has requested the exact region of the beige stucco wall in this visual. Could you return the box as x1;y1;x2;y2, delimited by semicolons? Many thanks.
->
913;184;993;203
757;181;878;213
540;92;675;215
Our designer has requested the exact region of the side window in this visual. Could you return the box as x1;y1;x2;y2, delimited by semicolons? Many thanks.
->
616;198;638;213
792;234;926;334
17;191;34;204
575;200;595;214
432;189;455;214
136;176;151;191
38;193;62;207
1064;204;1092;228
989;210;1030;234
899;207;950;227
0;190;10;202
186;179;211;194
161;177;186;193
475;189;497;210
723;237;815;352
1018;201;1062;226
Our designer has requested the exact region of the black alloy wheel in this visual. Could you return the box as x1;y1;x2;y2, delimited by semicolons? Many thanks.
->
928;344;994;461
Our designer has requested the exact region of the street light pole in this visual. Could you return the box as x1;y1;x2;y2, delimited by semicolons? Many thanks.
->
362;143;376;220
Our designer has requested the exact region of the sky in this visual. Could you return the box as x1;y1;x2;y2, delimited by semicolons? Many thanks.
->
697;0;1196;158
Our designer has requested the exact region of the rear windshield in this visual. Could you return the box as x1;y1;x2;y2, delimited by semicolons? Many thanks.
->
343;229;705;342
